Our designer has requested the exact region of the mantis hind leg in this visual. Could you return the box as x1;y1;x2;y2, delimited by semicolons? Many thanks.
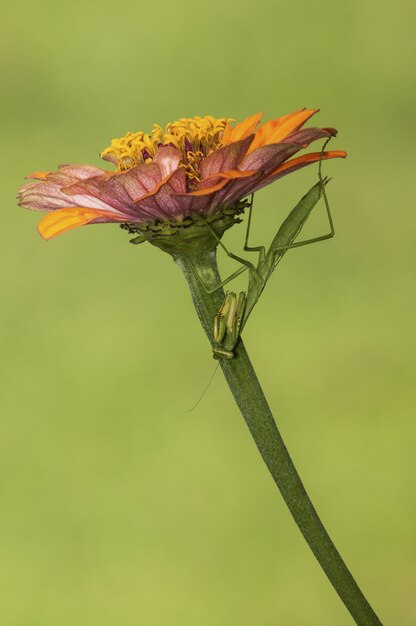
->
273;139;335;253
204;220;256;270
243;193;267;264
191;211;268;294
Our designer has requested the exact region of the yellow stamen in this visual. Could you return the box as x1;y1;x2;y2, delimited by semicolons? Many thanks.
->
101;116;233;186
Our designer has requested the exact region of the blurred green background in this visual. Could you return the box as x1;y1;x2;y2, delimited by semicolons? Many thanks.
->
1;1;415;624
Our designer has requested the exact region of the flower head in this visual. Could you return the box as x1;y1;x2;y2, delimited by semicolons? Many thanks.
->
18;109;346;240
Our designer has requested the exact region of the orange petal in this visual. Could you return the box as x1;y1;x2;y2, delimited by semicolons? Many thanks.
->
202;169;257;183
267;109;319;144
246;110;304;153
37;207;115;240
184;179;230;196
176;170;258;197
26;171;51;180
222;112;263;144
248;108;318;153
221;122;232;144
267;150;347;178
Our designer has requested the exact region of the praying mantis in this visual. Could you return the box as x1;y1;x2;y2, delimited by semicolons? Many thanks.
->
198;140;336;359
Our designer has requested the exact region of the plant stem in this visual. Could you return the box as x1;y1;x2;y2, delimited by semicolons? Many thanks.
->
173;246;382;626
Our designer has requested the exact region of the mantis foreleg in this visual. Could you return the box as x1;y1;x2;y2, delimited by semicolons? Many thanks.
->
190;218;261;295
243;194;267;266
190;260;249;295
204;221;256;272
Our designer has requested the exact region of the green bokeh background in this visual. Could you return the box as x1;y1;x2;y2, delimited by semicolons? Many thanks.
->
2;1;415;624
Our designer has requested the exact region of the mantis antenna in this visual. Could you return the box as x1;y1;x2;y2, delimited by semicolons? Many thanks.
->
187;362;220;412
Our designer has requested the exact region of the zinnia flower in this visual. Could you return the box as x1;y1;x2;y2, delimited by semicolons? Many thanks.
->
18;111;383;626
18;109;346;240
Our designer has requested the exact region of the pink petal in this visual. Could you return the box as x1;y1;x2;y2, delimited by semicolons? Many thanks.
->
56;164;105;180
63;164;165;220
200;135;254;179
250;150;347;194
153;146;182;178
19;164;121;213
170;185;228;216
215;172;264;208
172;171;260;216
19;179;123;215
282;126;335;147
134;168;187;220
239;143;301;174
197;168;256;191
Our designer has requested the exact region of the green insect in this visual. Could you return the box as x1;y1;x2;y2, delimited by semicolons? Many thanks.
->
212;291;246;359
201;140;336;359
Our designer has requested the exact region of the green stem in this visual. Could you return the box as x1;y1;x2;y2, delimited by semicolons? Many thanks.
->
173;246;382;626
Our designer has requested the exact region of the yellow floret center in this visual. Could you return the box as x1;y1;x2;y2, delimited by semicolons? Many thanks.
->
101;116;232;185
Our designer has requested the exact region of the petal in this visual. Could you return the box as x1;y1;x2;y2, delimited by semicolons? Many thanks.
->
57;164;105;180
18;164;119;213
282;126;336;147
134;168;187;220
173;170;261;216
215;172;264;207
248;108;318;153
169;184;229;215
63;163;164;218
19;161;173;224
240;143;301;173
153;146;182;178
200;135;254;179
198;168;257;190
37;207;122;240
221;122;232;144
222;112;263;144
240;128;335;175
203;149;346;211
268;150;347;177
263;109;319;144
207;169;257;181
19;182;111;213
179;178;230;197
250;150;347;194
176;170;255;197
107;164;162;202
19;178;125;214
269;150;347;177
25;171;51;180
